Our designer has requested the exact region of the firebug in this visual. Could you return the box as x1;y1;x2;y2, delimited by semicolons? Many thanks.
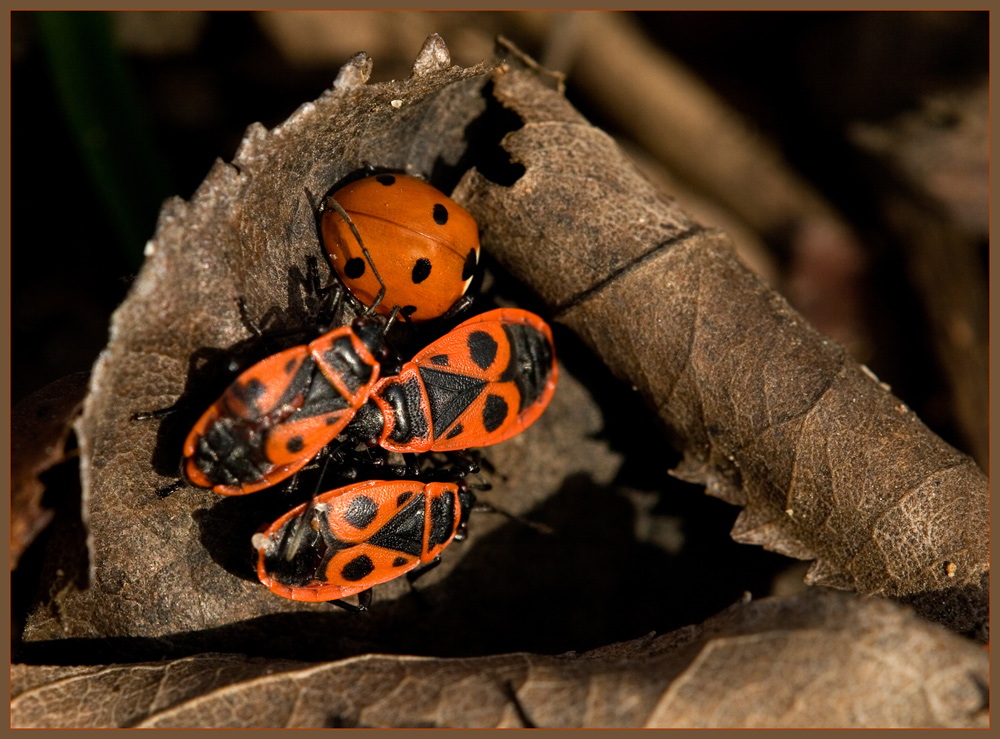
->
252;478;474;606
181;314;387;496
347;308;558;454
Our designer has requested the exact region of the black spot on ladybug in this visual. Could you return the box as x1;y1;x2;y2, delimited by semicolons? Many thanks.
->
446;424;463;439
411;258;432;284
325;416;339;425
375;174;396;186
433;203;448;225
397;491;413;506
401;305;418;318
341;554;375;581
462;249;477;280
344;258;366;279
483;394;508;432
468;331;498;370
392;556;409;567
286;436;304;453
344;495;379;530
430;354;449;366
284;358;297;375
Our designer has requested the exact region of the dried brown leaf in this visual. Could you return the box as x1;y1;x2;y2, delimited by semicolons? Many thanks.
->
11;372;90;569
17;41;987;738
850;81;989;471
12;592;988;728
20;37;625;652
453;43;988;638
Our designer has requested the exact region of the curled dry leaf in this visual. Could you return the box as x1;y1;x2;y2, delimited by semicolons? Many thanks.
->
453;41;988;639
26;35;509;642
20;36;627;653
11;372;90;570
18;34;986;722
12;592;988;728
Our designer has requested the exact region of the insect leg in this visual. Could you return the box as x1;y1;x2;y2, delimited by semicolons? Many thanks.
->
329;588;372;613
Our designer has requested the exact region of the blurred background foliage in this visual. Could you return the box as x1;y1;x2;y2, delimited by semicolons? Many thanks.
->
12;11;988;471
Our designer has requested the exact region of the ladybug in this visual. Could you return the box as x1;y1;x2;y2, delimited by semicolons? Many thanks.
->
252;478;474;604
347;308;558;454
322;173;480;323
182;314;387;496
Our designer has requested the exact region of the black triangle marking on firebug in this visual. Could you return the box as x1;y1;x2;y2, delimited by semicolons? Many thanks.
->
417;367;488;440
367;492;425;557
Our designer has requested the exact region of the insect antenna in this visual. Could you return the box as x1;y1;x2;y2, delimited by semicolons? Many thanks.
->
132;406;177;422
280;448;335;564
324;195;387;314
473;499;554;536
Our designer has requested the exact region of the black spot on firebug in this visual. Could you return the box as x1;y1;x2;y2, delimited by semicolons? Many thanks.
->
344;495;378;529
482;394;508;432
341;554;375;581
242;379;266;402
468;331;498;370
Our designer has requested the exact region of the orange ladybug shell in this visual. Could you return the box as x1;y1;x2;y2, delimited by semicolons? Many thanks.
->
373;308;558;453
254;480;466;602
322;174;480;322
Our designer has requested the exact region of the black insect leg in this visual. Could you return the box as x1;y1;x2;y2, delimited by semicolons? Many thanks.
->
313;279;347;331
442;449;479;476
406;555;442;586
155;479;185;499
437;293;476;327
238;296;265;339
477;452;496;477
236;297;307;345
326;441;388;482
135;402;194;497
401;452;423;478
329;588;372;613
